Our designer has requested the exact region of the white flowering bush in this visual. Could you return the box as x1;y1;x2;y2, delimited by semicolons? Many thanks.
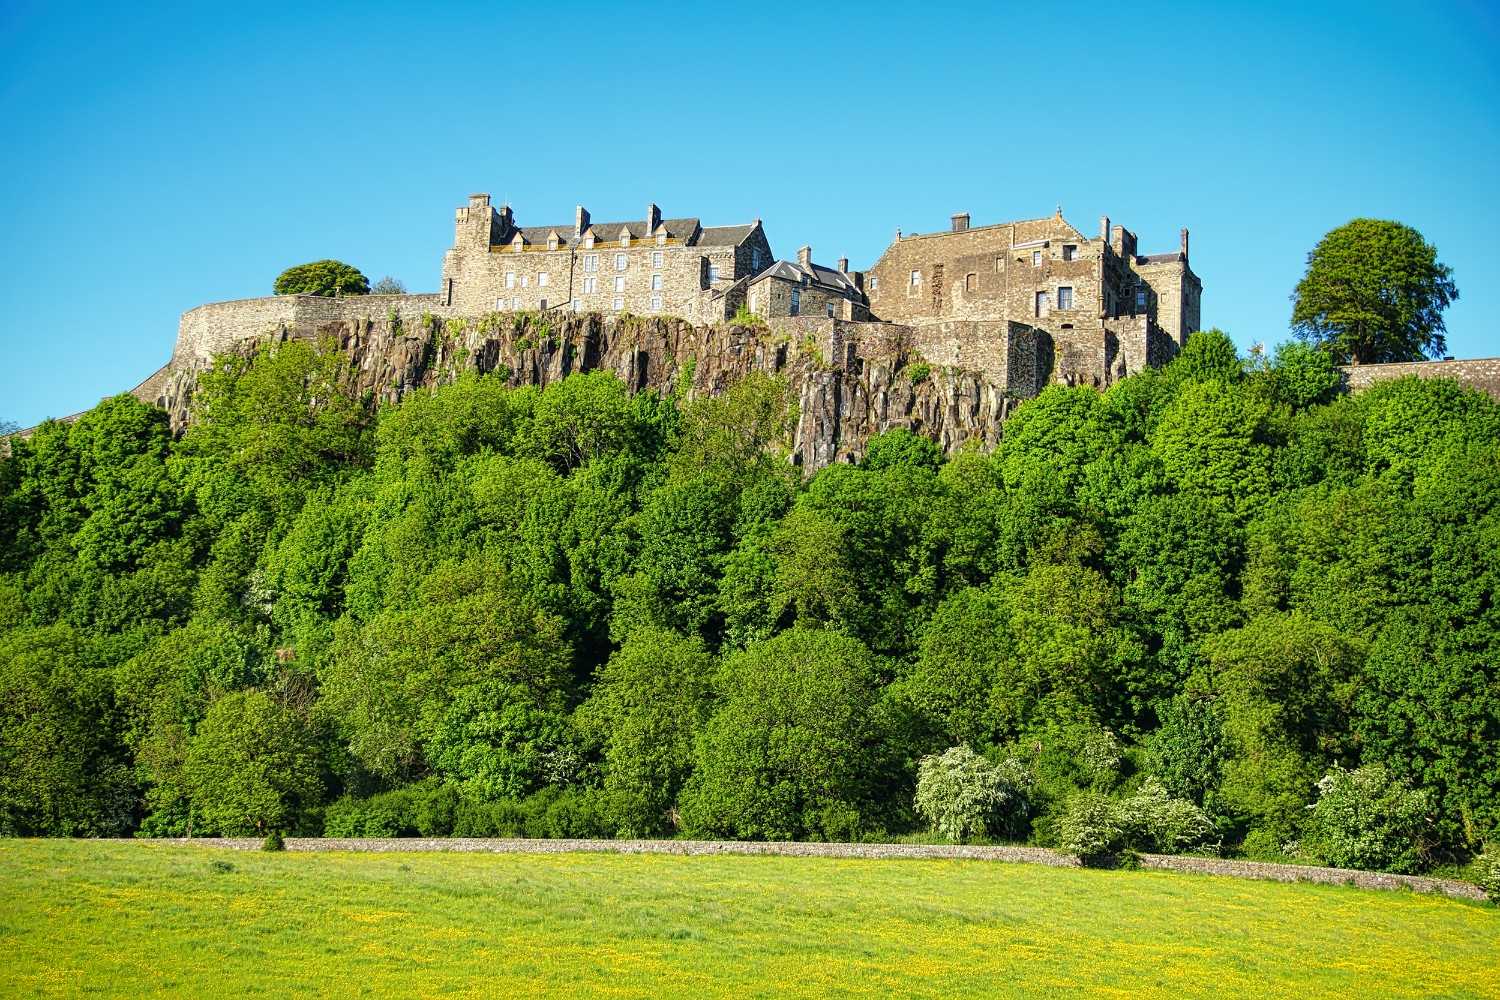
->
914;746;1032;843
1307;765;1431;874
1058;779;1216;860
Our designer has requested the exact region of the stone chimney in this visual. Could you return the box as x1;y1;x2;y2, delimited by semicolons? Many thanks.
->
1180;227;1190;261
469;193;491;209
575;205;590;237
798;245;812;268
951;212;970;232
647;202;661;234
1100;215;1110;241
837;256;848;273
497;203;514;238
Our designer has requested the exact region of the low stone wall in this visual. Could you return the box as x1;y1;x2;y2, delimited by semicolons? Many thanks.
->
1339;357;1500;400
158;837;1488;901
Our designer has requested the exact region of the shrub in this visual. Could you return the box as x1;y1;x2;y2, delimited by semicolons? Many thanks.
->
906;362;932;385
914;746;1031;843
1474;846;1500;904
730;303;762;328
261;830;285;851
1306;765;1432;874
1057;779;1215;860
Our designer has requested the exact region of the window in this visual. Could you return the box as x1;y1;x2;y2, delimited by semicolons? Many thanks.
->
538;271;550;287
494;297;504;310
583;254;598;272
613;296;624;310
539;298;547;310
651;274;663;291
656;234;667;246
1057;286;1074;310
650;295;662;311
583;276;598;294
521;275;529;288
652;250;664;268
620;232;631;248
826;301;835;318
445;278;454;306
1062;244;1077;261
615;253;627;271
583;235;595;249
1035;291;1048;317
995;256;1005;271
909;269;921;289
1032;250;1042;267
613;276;625;293
790;288;801;316
1135;288;1147;311
869;276;879;291
547;236;559;251
964;272;976;293
505;272;516;289
572;298;581;312
708;263;720;283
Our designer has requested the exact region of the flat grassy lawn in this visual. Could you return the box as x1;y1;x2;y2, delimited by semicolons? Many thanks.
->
0;841;1496;999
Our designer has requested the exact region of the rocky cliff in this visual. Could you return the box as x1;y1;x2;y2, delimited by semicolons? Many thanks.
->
144;310;1022;469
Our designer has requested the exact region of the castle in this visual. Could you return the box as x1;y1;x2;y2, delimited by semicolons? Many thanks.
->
166;193;1199;395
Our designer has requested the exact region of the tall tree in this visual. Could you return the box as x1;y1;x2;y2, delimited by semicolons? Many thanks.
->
272;259;369;297
1291;219;1457;364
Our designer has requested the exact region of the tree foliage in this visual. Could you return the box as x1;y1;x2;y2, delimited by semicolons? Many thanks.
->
272;259;370;297
1291;219;1457;364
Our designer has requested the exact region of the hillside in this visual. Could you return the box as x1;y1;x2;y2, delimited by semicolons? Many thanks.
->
1;330;1498;881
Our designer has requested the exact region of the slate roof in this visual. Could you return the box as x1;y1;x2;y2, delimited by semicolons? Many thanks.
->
1137;252;1185;265
501;216;758;248
749;259;862;298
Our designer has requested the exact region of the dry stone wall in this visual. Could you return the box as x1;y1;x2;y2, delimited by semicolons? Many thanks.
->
1338;358;1500;400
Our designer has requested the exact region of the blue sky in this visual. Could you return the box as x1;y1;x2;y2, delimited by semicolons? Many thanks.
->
2;0;1497;427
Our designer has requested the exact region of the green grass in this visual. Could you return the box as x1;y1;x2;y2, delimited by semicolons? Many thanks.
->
1;840;1496;999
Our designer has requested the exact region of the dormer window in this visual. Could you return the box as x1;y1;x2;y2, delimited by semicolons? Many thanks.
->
547;235;559;251
512;236;524;254
619;230;631;248
656;233;667;247
583;234;595;249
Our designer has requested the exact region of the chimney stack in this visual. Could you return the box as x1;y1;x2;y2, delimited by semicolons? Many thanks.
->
1100;215;1110;241
1180;227;1190;261
647;202;661;234
797;245;812;268
837;256;848;273
575;205;589;237
951;212;970;232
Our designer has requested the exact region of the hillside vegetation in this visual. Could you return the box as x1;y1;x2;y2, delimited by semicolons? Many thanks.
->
1;840;1496;999
1;332;1498;878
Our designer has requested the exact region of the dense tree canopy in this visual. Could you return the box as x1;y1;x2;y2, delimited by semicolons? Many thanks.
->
1;331;1496;876
273;259;370;297
1291;219;1458;364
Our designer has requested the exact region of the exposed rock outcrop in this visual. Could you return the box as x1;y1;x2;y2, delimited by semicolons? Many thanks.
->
145;310;1022;469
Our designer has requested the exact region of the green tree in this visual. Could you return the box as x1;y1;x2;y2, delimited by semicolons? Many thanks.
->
273;259;369;297
1291;219;1457;364
181;689;324;835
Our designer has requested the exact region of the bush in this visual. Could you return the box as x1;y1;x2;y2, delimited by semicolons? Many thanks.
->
321;781;459;838
906;362;932;385
1306;765;1432;874
1057;779;1215;860
1474;846;1500;904
914;745;1031;843
261;830;285;851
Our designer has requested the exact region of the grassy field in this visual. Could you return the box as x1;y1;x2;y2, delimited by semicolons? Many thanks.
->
0;840;1496;999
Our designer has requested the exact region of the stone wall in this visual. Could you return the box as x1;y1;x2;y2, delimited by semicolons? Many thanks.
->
1339;357;1500;400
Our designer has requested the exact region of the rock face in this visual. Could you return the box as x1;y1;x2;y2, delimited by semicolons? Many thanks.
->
146;309;1023;469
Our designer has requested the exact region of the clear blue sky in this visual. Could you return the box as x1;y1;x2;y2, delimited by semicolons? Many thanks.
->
2;0;1497;426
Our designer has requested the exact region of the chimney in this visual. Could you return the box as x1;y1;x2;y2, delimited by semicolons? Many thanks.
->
498;203;513;237
798;245;812;268
1100;215;1110;241
469;193;491;208
647;202;661;234
837;256;849;273
575;205;590;237
1180;227;1190;261
951;212;970;232
896;227;902;241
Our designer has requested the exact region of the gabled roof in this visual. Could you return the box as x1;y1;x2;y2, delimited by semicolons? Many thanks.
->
749;258;862;298
508;215;720;247
697;223;760;247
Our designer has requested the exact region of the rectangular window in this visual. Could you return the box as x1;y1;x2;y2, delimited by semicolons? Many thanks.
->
826;301;835;318
656;234;667;246
445;278;454;306
652;250;664;268
708;263;720;283
583;254;599;272
539;271;550;287
521;275;530;288
964;273;976;292
909;269;921;289
613;276;625;293
1136;288;1147;310
790;288;801;316
539;298;547;310
1031;250;1042;267
1062;244;1077;261
613;296;624;310
615;253;627;271
495;297;504;310
505;272;516;289
572;298;581;312
869;276;879;291
1035;291;1048;317
1057;286;1074;310
651;274;663;291
995;257;1004;271
583;276;598;294
649;295;663;311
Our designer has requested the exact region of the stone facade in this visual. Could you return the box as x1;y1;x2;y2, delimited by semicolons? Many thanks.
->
748;246;870;321
439;194;772;322
863;209;1200;388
